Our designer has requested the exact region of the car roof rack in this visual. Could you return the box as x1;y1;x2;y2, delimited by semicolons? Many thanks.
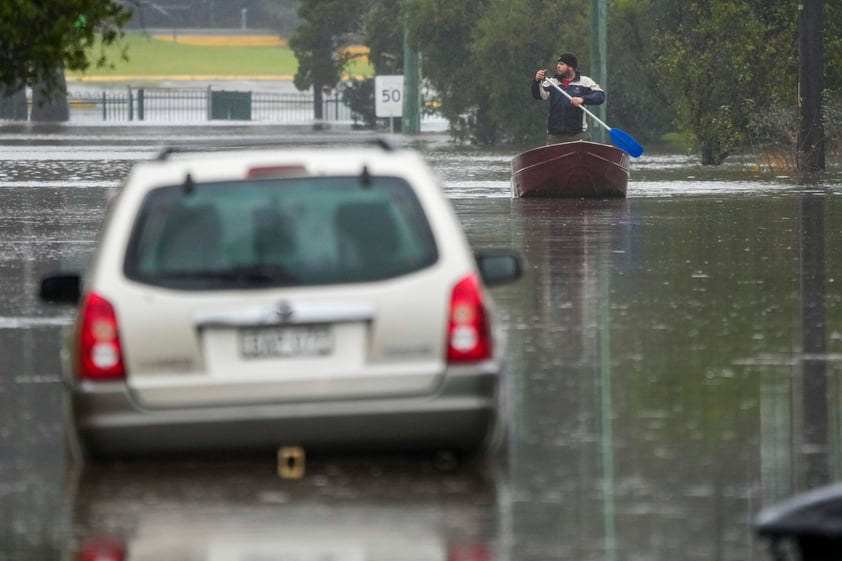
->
154;134;399;161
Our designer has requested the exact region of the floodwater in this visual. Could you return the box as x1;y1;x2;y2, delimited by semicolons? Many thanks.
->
2;123;842;561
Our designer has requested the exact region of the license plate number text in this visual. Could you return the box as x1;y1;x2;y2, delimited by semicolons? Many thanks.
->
239;325;333;359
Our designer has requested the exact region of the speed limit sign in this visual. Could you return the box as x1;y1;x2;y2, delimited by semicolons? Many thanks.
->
375;75;403;118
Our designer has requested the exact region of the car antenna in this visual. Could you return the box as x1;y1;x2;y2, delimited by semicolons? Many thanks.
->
359;165;372;188
182;172;195;195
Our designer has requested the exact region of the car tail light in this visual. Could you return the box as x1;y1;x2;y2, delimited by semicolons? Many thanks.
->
78;292;126;380
447;274;492;362
78;537;126;561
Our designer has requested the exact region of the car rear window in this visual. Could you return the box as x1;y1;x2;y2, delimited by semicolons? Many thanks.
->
123;175;439;290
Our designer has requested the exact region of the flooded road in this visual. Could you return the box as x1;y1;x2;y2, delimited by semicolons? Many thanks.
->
3;124;842;561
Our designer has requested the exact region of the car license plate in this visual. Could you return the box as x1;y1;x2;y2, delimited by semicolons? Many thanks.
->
239;325;333;359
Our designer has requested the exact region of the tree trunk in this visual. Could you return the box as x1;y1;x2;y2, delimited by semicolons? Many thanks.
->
30;67;69;122
0;87;27;120
797;0;825;174
313;83;324;120
700;139;728;166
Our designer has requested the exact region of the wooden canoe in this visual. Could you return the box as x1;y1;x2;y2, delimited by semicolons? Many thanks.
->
511;141;630;198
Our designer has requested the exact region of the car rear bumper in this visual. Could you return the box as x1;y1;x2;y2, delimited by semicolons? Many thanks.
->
71;365;505;459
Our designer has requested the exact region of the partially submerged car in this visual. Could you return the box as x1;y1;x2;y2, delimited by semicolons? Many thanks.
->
40;137;522;464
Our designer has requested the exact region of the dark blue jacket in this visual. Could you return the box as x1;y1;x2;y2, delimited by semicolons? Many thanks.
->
531;72;605;134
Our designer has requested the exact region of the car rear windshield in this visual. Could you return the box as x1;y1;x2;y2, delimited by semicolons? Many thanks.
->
123;175;439;290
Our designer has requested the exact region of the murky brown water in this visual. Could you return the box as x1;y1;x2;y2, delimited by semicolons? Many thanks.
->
2;124;842;560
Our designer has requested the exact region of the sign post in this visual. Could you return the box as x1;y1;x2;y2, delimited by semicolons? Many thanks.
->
374;75;403;134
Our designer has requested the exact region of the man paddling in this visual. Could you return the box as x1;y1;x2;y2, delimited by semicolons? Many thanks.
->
533;53;605;145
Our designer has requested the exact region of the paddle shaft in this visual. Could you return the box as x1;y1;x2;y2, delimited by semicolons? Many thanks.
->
542;78;610;132
540;77;645;158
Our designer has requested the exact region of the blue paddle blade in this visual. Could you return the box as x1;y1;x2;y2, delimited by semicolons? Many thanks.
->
609;128;644;158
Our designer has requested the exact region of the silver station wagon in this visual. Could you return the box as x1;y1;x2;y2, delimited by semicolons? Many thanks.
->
40;138;522;464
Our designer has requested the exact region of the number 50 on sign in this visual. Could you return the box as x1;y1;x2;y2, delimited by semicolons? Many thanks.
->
375;75;403;118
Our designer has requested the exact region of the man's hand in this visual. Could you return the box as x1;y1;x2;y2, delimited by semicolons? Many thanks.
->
535;69;546;81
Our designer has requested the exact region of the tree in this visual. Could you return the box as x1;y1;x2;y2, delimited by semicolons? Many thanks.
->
827;1;842;91
820;1;841;158
0;1;132;99
403;0;493;142
396;0;595;144
607;0;674;145
359;0;402;75
334;0;403;130
651;0;796;164
30;66;69;121
338;78;377;128
469;0;590;144
288;0;368;120
296;0;840;157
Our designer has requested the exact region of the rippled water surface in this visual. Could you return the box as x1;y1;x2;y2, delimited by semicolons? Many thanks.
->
3;124;842;561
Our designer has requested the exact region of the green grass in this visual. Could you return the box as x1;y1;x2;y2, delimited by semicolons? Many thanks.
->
71;32;373;79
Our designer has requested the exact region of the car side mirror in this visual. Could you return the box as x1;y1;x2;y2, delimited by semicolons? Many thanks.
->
40;273;82;304
475;251;523;286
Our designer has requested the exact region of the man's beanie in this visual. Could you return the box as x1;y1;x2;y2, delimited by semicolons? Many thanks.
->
558;53;578;68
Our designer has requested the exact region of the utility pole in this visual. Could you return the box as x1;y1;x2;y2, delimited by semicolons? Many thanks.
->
402;25;421;135
589;0;607;144
797;0;825;173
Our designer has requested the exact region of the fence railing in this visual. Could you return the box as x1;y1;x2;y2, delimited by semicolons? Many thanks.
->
64;86;361;124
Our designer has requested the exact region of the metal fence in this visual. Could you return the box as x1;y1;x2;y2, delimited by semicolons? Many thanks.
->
65;86;361;125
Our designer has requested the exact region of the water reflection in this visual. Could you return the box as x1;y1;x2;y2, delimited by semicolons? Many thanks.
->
66;460;500;561
502;199;631;561
486;192;842;560
798;195;830;491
